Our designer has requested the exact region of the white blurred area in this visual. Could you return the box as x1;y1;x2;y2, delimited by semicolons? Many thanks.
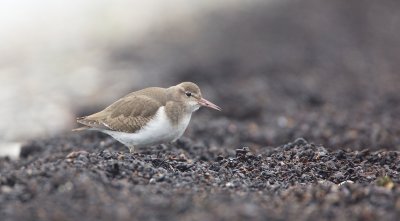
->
0;0;253;147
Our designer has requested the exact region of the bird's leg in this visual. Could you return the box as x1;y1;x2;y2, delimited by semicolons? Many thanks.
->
170;140;180;149
100;138;117;148
127;145;135;153
160;143;169;150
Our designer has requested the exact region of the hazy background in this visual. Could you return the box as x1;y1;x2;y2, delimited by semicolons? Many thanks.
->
0;0;243;142
1;0;400;154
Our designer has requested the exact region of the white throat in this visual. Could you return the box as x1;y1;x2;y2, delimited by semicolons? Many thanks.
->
187;101;201;112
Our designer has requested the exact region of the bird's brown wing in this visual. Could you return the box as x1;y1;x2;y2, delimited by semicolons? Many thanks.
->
76;94;164;133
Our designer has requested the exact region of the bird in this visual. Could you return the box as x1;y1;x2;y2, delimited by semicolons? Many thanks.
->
73;82;221;152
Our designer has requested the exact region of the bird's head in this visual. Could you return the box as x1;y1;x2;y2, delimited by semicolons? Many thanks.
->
172;82;221;112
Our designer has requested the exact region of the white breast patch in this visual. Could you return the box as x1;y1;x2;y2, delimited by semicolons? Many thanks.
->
99;106;192;148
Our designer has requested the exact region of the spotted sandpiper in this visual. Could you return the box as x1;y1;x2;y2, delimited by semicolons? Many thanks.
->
74;82;221;152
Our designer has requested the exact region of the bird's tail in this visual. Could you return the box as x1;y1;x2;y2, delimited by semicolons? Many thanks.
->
72;126;90;132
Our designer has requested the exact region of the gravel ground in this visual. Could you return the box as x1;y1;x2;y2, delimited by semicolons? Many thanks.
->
2;0;400;220
0;134;399;221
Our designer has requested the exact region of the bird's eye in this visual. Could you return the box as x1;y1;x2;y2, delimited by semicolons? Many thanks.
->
185;92;192;97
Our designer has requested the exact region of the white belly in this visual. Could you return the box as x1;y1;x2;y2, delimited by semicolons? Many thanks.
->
99;106;191;148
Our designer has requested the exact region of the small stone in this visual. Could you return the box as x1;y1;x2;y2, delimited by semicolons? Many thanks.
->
66;150;89;159
333;171;344;180
225;182;235;188
178;153;188;161
338;180;354;186
149;178;156;184
216;156;224;161
293;138;308;146
1;185;13;193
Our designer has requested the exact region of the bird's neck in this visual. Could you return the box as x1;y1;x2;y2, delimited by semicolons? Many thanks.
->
164;101;193;126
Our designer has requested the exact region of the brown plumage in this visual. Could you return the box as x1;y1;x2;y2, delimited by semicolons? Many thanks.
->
75;82;207;133
74;82;221;151
76;87;167;133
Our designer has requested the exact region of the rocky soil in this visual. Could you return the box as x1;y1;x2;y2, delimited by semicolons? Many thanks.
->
0;133;399;221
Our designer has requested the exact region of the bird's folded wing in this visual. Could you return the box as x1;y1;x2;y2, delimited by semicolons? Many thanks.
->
77;95;163;133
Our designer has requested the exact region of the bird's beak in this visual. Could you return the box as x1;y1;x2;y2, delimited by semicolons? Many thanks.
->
198;98;222;111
